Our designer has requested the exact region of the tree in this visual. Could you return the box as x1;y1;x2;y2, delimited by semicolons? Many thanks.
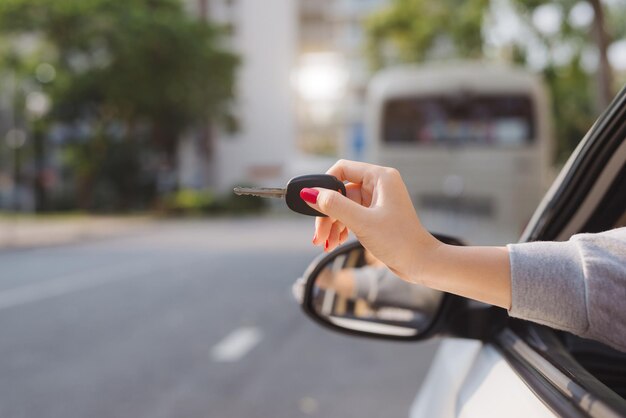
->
366;0;488;69
506;0;623;159
512;0;618;110
0;0;239;211
364;0;623;163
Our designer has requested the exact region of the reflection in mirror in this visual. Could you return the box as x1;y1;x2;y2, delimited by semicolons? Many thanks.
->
311;246;443;337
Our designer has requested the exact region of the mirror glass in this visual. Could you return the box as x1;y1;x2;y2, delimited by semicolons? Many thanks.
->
309;244;444;337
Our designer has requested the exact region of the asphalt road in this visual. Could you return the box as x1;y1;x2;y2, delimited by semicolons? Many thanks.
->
0;218;439;418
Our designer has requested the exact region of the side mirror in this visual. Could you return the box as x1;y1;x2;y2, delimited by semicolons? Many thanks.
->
295;234;478;341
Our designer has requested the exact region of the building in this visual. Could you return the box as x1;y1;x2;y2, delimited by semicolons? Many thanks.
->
296;0;387;160
182;0;387;192
182;0;298;191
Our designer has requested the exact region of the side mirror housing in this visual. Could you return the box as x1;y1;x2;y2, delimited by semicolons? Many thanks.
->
294;234;507;342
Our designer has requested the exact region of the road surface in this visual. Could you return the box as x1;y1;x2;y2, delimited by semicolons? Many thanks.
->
0;218;439;418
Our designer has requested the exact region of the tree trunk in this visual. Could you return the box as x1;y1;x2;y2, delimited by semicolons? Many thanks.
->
198;0;209;21
33;129;48;212
588;0;613;111
12;147;21;212
199;120;217;188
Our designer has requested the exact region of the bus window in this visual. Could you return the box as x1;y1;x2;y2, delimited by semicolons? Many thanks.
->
382;95;535;147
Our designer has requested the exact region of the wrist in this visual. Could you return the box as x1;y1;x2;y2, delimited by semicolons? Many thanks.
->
410;243;512;309
405;230;444;285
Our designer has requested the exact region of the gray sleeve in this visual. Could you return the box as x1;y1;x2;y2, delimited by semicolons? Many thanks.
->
376;269;443;313
352;266;442;312
507;227;626;352
352;266;380;301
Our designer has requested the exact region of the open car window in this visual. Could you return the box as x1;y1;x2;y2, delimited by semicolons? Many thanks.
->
498;84;626;416
521;85;626;243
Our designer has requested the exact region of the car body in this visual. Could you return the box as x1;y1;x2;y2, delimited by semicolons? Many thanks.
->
294;84;626;417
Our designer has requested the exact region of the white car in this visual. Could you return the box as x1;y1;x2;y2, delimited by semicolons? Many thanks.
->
293;85;626;418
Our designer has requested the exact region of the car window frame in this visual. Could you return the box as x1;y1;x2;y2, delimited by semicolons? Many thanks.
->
494;325;626;418
492;84;626;417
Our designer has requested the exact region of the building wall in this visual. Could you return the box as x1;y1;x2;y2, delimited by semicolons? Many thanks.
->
184;0;297;191
297;0;387;159
181;0;388;191
216;0;297;189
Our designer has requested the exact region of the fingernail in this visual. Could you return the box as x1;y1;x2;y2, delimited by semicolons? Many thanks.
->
300;188;319;204
312;233;317;244
325;240;329;251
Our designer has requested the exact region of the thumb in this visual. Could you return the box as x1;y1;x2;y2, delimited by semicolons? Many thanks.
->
301;188;367;231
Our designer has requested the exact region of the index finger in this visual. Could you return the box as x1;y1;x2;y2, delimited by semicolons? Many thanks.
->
326;159;381;184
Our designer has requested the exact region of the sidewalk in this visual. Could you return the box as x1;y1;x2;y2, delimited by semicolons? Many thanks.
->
0;215;153;250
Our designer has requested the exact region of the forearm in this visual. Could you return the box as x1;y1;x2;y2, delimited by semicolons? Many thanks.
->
410;243;512;309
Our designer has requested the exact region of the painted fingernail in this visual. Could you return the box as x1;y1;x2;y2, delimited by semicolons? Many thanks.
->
325;240;329;251
300;188;319;204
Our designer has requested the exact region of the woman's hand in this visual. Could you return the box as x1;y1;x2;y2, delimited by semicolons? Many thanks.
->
300;160;440;282
300;159;512;309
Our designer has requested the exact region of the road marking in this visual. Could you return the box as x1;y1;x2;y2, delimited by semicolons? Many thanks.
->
211;327;262;362
0;262;156;310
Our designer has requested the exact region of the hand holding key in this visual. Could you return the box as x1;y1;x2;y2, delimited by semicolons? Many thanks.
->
237;160;514;311
302;159;514;313
298;160;439;281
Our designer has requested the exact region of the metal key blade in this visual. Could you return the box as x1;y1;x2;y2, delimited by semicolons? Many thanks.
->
233;187;286;199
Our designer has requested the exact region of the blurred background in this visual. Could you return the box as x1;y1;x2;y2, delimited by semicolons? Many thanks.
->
0;0;624;417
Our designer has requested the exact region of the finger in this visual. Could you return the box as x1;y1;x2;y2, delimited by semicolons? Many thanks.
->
334;220;346;235
326;159;377;184
345;182;363;204
345;181;372;208
317;219;344;248
314;215;333;246
338;228;349;245
301;188;368;234
326;222;341;252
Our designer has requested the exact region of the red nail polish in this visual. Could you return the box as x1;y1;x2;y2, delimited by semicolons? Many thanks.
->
300;188;319;204
325;240;329;250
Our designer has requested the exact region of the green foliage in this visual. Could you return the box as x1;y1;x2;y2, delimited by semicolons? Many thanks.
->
364;0;622;163
62;137;155;211
163;187;267;216
166;188;216;213
508;0;622;161
543;59;596;161
365;0;488;70
0;0;239;211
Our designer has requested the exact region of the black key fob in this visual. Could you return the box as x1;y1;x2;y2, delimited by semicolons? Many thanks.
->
285;174;346;217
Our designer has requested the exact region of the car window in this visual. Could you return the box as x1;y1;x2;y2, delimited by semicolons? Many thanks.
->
513;84;626;414
521;85;626;243
499;324;626;417
561;334;626;400
561;201;626;401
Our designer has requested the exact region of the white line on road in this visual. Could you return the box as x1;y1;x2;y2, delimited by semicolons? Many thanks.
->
0;262;157;310
211;327;263;362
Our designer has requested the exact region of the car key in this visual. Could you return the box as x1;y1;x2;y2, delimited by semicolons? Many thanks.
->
233;174;346;217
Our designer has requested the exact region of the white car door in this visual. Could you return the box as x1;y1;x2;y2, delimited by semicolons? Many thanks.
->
413;85;626;418
410;339;555;418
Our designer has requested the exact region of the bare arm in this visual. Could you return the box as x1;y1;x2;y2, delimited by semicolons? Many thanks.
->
300;160;626;351
301;159;512;309
418;244;511;309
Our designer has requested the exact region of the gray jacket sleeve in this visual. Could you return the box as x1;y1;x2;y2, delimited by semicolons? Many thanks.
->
507;227;626;352
352;266;442;313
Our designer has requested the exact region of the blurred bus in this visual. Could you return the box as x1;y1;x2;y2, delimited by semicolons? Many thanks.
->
364;62;553;244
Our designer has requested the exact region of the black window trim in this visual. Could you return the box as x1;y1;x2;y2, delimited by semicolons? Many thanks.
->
521;84;626;242
494;327;626;417
499;84;626;417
